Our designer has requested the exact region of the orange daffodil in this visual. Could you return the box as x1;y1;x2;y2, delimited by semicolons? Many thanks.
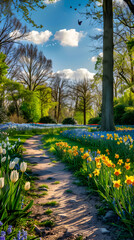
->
113;180;122;189
124;162;130;170
114;169;122;176
81;152;89;159
55;141;134;191
125;176;134;186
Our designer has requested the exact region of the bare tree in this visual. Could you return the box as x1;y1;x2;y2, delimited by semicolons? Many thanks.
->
50;74;68;123
69;78;94;125
0;16;27;49
15;44;52;91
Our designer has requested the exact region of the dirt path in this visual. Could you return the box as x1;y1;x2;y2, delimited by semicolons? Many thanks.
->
23;135;113;240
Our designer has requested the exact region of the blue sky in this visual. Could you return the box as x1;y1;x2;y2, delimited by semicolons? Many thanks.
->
17;0;103;80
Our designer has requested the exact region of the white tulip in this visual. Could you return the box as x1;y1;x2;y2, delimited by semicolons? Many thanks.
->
3;143;6;148
8;156;10;161
0;146;2;154
14;157;19;164
9;161;15;170
0;178;4;188
2;149;6;155
6;137;9;141
10;170;19;183
18;138;20;142
20;162;27;173
1;157;6;162
24;182;30;191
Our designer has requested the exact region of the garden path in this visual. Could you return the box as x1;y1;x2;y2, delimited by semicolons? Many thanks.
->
23;135;112;240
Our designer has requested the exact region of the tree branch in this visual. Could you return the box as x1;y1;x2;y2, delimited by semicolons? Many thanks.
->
123;0;134;14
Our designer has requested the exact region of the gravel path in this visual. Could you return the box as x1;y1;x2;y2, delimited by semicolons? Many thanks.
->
23;135;112;240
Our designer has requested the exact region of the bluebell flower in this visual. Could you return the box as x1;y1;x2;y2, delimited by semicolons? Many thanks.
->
0;231;6;236
0;222;3;227
7;225;12;235
0;236;5;240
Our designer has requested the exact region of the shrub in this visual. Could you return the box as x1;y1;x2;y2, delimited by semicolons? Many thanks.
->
114;104;127;124
88;117;101;124
9;114;26;123
39;116;56;124
62;117;77;125
121;107;134;125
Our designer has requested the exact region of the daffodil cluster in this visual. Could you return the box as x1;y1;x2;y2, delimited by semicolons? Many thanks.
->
55;141;134;231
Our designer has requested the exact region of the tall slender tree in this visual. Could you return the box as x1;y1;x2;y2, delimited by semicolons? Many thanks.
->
101;0;114;130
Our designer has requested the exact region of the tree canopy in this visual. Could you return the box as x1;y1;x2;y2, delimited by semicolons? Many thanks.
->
0;0;46;28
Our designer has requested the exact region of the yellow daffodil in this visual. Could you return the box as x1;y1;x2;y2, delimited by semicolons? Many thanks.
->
113;180;122;189
93;169;100;176
114;169;121;176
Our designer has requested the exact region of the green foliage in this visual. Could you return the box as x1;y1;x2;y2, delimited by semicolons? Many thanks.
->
121;107;134;125
36;85;55;118
44;208;53;215
0;52;8;83
0;0;46;28
114;104;127;124
21;92;41;122
38;220;55;228
62;117;77;125
43;201;59;207
39;116;56;124
88;117;101;124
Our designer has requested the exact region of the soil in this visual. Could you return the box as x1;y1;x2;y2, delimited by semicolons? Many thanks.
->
23;135;113;240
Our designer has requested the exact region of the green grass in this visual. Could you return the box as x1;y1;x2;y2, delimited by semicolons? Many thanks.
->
42;133;90;153
52;181;60;184
28;191;47;198
42;201;59;207
38;184;49;189
75;236;83;240
51;160;58;163
38;220;55;228
44;208;53;215
64;189;74;194
47;177;53;180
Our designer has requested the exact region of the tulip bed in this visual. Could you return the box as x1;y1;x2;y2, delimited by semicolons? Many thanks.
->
0;133;39;239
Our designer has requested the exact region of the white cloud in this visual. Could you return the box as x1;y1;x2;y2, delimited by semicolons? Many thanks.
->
10;30;52;44
96;1;102;6
91;56;97;62
54;29;84;47
23;30;52;44
95;28;103;32
99;52;103;57
44;0;60;4
91;52;103;62
57;68;95;80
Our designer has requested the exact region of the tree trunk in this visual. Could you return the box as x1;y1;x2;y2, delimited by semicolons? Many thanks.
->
57;88;61;123
101;0;115;131
84;98;86;125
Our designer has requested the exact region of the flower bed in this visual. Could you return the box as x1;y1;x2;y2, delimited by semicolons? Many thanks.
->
55;141;134;235
0;136;32;239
